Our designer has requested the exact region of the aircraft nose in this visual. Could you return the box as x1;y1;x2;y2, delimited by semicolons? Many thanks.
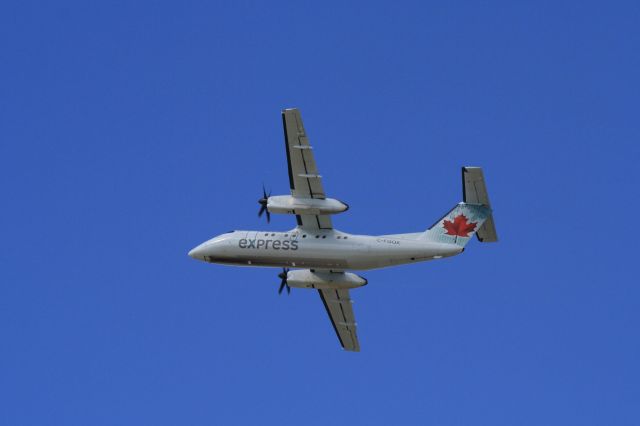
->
188;244;207;260
189;237;229;262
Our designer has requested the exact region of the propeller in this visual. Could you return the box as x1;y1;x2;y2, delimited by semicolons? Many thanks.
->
278;268;290;295
258;185;271;223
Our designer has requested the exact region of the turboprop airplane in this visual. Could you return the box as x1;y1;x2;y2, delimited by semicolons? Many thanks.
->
188;108;498;352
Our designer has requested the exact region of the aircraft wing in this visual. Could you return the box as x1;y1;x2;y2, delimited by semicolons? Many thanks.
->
318;288;360;352
282;108;333;230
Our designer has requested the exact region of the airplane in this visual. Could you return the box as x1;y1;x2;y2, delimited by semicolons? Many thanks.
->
188;108;498;352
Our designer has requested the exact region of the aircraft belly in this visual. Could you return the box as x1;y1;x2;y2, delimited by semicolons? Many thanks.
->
343;243;451;270
268;244;345;268
210;245;349;269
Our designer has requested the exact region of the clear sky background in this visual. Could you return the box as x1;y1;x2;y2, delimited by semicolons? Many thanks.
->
1;1;639;425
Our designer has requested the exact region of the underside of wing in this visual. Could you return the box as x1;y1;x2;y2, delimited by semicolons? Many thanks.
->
318;288;360;352
296;214;333;230
282;109;333;230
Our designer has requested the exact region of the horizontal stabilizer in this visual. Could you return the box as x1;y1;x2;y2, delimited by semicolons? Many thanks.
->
462;167;498;242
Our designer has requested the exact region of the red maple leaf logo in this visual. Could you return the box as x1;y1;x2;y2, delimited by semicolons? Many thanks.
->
443;214;477;238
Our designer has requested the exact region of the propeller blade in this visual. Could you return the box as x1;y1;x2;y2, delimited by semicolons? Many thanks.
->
258;185;271;223
278;268;290;295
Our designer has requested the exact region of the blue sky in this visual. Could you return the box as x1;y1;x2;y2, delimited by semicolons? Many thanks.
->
1;1;639;425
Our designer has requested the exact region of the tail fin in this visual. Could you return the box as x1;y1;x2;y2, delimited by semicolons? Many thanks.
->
422;167;498;247
422;203;491;247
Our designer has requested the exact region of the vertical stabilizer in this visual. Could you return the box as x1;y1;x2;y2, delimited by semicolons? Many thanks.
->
422;203;491;247
422;167;498;247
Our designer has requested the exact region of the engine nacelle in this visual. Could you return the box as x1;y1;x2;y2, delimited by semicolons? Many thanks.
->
267;195;348;215
286;270;367;290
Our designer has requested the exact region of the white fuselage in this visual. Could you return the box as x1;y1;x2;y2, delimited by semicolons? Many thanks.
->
188;229;462;271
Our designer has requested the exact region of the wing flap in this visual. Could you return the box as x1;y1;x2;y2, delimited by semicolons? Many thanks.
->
282;108;333;230
282;109;326;199
318;288;360;352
